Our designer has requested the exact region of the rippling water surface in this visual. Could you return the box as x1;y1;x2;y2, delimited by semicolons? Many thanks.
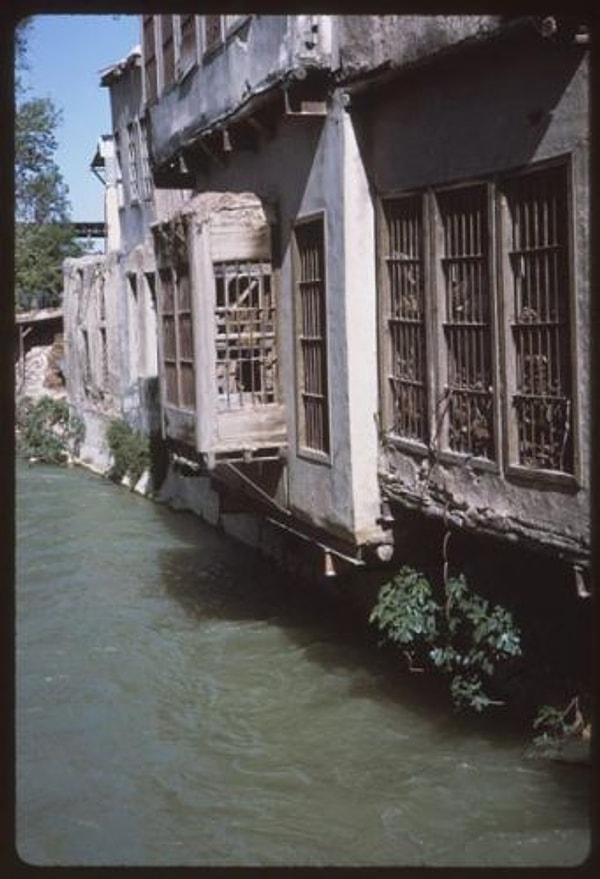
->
16;463;591;866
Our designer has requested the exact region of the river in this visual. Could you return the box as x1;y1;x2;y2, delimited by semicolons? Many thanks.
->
15;462;591;867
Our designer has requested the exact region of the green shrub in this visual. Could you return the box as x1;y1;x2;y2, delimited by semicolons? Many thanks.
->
369;566;522;712
16;395;84;463
106;417;149;488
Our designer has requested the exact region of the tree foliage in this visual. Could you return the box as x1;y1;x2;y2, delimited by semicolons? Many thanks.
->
16;395;85;464
369;566;522;712
15;19;82;311
106;418;150;488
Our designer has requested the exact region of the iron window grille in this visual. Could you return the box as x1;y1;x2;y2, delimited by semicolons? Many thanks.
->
438;184;495;459
295;217;330;455
137;118;153;201
503;164;573;473
203;15;223;55
161;16;175;89
383;195;428;443
214;261;277;411
159;265;195;410
142;16;157;104
177;14;197;75
127;123;139;203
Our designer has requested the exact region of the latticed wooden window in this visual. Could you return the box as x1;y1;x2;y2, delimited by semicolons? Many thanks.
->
203;15;222;54
214;261;277;411
438;185;494;458
161;16;175;87
295;218;330;455
504;164;572;472
159;265;195;410
143;16;157;104
383;195;427;442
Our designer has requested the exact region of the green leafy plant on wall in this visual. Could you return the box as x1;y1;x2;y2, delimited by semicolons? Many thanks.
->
369;566;522;712
16;395;84;464
106;418;150;489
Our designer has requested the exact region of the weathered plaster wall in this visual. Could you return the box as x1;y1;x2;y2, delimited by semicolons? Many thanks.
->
178;105;384;546
149;16;333;168
63;253;121;472
337;15;501;80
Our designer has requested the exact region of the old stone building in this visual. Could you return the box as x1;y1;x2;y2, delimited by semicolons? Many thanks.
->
63;16;590;607
134;14;589;588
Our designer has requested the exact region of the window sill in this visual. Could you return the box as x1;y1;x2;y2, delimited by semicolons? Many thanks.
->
429;448;500;474
383;434;429;457
505;465;581;493
297;446;331;467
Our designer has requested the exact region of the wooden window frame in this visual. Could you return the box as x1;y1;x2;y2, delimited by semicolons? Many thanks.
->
113;132;124;210
142;15;158;105
202;15;223;58
176;14;198;79
497;155;579;486
293;213;331;462
377;157;580;486
379;191;431;450
214;260;278;412
432;180;499;466
137;117;153;201
126;122;139;204
160;15;175;91
158;263;196;412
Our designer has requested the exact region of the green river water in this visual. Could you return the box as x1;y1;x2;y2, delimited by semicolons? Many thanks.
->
15;462;592;866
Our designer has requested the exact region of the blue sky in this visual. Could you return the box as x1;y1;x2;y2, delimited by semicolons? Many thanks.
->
19;14;141;221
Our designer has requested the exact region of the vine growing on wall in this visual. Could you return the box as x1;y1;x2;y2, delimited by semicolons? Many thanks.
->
369;566;522;712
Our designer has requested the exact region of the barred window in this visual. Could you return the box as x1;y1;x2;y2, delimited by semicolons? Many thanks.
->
161;16;175;88
383;195;427;442
504;164;572;472
138;118;153;201
214;261;277;411
295;217;330;455
438;185;494;459
159;265;195;410
178;14;197;73
143;16;157;104
127;123;139;203
203;15;222;54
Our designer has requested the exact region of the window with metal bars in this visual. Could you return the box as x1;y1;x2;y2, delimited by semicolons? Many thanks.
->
159;265;195;410
137;119;153;201
143;16;157;104
178;14;197;74
126;123;139;203
161;16;175;88
214;261;277;411
503;164;572;472
383;195;428;442
295;217;330;455
438;184;495;459
203;15;223;54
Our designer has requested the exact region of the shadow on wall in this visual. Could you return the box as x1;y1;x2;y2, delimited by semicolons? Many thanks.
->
348;32;587;191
